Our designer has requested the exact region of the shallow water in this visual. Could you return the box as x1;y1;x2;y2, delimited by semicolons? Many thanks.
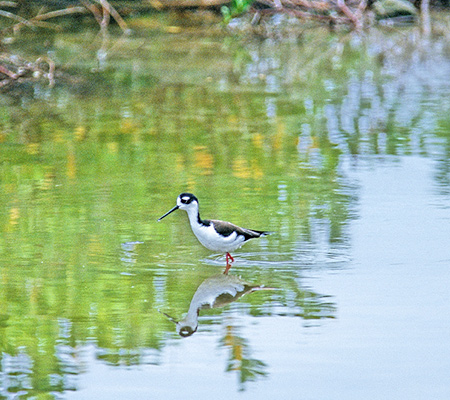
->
1;16;450;399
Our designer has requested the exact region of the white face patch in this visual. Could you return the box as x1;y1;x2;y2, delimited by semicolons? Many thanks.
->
181;196;190;202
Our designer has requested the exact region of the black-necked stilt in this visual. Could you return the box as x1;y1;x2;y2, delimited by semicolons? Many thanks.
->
160;273;275;337
157;193;272;273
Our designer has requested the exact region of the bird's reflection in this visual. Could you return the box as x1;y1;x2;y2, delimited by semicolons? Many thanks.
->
161;273;274;337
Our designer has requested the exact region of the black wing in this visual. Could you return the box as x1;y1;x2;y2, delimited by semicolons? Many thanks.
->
207;219;272;241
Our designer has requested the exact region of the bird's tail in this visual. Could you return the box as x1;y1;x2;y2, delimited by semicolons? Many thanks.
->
254;230;274;237
242;228;274;240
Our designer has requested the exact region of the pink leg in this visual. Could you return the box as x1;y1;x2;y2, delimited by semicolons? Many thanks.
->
224;253;234;275
226;252;234;264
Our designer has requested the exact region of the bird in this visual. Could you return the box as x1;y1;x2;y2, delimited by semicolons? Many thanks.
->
160;273;275;337
157;193;272;273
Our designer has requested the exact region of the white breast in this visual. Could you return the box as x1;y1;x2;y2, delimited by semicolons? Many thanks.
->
190;222;245;252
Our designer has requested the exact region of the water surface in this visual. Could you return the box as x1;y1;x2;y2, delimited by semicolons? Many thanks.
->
1;17;450;399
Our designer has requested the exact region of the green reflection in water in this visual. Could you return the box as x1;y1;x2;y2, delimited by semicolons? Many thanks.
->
1;17;450;397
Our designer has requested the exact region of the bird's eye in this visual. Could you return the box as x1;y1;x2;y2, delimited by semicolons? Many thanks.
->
181;196;190;204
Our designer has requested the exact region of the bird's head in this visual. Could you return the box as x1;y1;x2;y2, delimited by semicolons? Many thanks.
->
158;193;199;221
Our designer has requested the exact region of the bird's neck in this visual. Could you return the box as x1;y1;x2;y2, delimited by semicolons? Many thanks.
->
185;207;204;227
180;306;200;327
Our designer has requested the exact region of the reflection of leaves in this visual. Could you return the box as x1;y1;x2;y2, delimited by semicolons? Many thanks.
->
294;291;336;320
96;348;142;367
0;70;343;397
434;118;450;195
235;359;268;392
221;325;269;391
244;272;337;321
2;25;450;399
0;313;10;327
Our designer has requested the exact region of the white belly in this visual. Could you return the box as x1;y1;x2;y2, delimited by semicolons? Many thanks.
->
190;222;245;252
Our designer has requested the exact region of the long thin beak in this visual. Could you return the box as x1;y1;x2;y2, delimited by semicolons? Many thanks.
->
157;205;179;221
158;310;178;324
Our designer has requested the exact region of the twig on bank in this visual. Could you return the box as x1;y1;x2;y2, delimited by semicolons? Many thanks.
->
0;63;18;79
249;0;368;29
1;1;129;34
1;6;89;33
337;0;362;30
99;0;111;33
0;8;33;26
32;6;88;22
97;0;129;32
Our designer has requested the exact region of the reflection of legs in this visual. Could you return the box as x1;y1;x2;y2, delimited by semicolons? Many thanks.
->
224;252;234;275
223;263;231;275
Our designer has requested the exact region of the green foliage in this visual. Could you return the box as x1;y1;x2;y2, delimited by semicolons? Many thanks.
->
1;21;450;397
221;0;255;23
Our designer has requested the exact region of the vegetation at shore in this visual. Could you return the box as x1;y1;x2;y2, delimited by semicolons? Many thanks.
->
0;0;440;90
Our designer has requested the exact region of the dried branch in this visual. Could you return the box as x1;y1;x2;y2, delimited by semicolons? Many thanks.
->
93;0;129;33
99;0;111;31
0;64;18;79
32;6;88;22
2;6;89;33
2;1;128;34
336;0;362;29
251;0;367;29
0;8;33;25
80;0;103;25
